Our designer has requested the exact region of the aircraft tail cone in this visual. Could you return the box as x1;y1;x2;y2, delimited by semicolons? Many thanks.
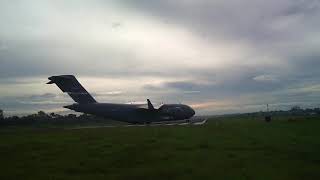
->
63;105;73;109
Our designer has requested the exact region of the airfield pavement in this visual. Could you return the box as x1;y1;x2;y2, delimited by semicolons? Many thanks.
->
67;118;208;130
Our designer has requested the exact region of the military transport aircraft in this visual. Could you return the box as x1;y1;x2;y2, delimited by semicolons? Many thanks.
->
47;75;195;124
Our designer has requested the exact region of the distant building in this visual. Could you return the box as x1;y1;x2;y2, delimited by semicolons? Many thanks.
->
265;104;271;122
0;109;3;120
265;115;271;122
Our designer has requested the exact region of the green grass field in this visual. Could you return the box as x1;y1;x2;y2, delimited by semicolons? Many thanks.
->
1;116;320;180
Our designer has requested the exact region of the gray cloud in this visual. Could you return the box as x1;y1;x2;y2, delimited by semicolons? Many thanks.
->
28;93;57;100
253;75;279;83
124;0;320;41
0;0;320;115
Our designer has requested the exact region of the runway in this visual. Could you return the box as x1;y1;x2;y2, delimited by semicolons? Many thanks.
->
67;118;207;130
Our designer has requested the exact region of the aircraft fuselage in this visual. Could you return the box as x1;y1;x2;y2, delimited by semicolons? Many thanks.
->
64;103;195;124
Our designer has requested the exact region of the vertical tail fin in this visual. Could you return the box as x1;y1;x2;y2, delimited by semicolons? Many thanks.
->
47;75;97;104
147;99;155;110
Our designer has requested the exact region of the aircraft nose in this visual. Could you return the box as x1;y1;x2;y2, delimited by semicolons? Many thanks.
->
191;108;195;116
188;107;195;117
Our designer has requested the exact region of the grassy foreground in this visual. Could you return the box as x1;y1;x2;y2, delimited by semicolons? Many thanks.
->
1;116;320;180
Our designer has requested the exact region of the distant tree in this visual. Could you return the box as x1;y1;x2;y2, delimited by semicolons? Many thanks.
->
305;108;313;113
290;106;302;112
11;116;20;121
0;109;3;120
67;114;77;119
37;111;47;117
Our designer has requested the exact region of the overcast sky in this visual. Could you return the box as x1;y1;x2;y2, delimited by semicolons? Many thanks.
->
1;0;320;116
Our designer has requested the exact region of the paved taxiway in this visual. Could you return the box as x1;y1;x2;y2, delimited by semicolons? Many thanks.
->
67;118;207;130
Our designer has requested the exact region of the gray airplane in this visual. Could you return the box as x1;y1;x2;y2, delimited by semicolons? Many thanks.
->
47;75;195;124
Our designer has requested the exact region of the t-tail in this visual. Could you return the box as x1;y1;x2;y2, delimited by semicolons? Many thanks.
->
47;75;97;104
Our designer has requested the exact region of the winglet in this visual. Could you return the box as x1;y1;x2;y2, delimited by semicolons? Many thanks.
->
147;99;155;110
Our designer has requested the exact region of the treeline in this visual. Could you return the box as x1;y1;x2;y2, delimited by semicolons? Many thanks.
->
0;106;319;127
0;110;124;127
269;106;320;116
242;106;320;117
